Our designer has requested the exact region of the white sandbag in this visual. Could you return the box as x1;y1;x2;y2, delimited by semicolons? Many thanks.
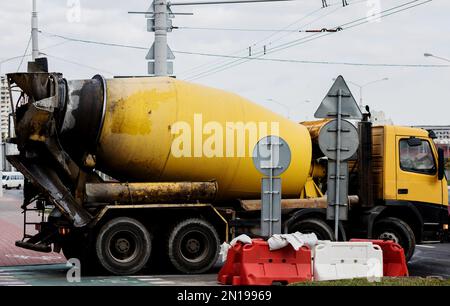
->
268;232;318;251
219;234;253;262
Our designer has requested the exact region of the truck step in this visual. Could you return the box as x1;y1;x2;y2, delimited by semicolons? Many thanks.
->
15;240;52;253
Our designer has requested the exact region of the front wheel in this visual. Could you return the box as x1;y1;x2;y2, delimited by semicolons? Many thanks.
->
95;217;152;275
373;217;416;261
288;218;335;241
166;218;220;274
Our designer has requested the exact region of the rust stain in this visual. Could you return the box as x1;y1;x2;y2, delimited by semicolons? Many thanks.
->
108;89;170;135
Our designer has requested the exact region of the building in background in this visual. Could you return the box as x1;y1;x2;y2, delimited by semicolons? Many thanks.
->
0;76;12;172
0;76;10;141
370;110;394;126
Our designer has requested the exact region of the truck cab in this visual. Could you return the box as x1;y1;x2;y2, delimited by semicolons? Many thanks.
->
375;125;448;205
286;124;448;262
345;125;447;258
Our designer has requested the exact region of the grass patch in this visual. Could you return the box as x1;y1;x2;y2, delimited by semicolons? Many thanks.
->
291;277;450;286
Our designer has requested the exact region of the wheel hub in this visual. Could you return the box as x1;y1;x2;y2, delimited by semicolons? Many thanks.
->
186;238;201;253
379;232;399;243
115;238;130;253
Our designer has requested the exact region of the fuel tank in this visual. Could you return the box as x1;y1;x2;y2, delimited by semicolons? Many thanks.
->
61;77;313;200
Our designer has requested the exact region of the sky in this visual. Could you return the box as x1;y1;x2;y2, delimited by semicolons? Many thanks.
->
0;0;449;125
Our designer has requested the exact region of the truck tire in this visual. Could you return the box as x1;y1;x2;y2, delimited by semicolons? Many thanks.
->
373;217;416;261
167;218;220;274
95;217;152;275
288;218;335;241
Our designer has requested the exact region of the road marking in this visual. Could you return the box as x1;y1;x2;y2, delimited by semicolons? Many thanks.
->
0;282;27;286
137;278;164;281
417;245;436;249
4;254;63;261
148;281;175;285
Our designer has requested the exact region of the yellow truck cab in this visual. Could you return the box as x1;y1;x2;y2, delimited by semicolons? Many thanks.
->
377;125;448;205
349;125;449;259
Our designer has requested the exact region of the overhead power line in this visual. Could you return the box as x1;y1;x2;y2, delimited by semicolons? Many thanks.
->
16;35;32;72
178;26;304;32
180;0;364;76
170;0;295;5
185;0;432;81
1;55;31;64
43;53;114;75
176;5;326;76
39;31;447;71
39;0;435;79
173;51;449;68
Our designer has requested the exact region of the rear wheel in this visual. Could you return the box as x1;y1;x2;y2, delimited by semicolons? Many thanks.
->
167;218;220;274
95;217;152;275
288;218;335;241
373;217;416;261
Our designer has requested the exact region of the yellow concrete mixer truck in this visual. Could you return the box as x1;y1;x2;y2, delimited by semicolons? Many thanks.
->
4;72;448;275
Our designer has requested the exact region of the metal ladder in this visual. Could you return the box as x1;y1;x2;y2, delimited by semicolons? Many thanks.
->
16;199;52;253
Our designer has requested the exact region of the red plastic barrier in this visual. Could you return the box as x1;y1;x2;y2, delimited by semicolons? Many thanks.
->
218;239;312;285
350;239;409;277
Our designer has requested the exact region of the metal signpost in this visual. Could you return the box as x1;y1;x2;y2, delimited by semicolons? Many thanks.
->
253;135;291;237
314;76;362;240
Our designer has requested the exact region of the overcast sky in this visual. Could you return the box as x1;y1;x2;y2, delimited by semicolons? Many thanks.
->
1;0;449;125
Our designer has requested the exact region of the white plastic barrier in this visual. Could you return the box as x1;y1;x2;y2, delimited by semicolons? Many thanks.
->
313;241;383;281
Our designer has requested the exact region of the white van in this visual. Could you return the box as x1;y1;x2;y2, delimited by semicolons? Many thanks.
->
2;172;24;189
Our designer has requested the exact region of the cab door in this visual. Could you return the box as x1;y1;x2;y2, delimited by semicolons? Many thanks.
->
396;137;443;204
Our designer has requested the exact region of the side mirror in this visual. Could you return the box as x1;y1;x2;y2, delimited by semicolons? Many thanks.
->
438;148;445;180
407;137;422;147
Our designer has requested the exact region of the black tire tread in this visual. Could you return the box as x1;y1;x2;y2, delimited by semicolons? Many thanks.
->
167;218;219;274
95;217;151;275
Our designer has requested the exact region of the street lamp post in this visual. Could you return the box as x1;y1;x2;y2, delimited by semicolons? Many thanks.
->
334;77;389;109
424;53;450;63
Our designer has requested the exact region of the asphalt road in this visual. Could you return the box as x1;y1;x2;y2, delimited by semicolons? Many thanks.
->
408;243;450;279
1;189;450;286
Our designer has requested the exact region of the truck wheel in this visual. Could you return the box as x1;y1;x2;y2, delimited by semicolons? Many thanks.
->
95;217;152;275
288;218;335;240
373;217;416;261
167;218;220;274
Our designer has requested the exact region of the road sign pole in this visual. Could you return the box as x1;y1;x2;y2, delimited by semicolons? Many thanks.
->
334;89;342;241
253;136;291;238
269;141;274;236
314;76;363;239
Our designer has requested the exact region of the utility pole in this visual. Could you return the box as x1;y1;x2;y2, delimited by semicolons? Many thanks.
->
129;0;294;76
130;1;175;76
31;0;39;61
154;1;169;76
